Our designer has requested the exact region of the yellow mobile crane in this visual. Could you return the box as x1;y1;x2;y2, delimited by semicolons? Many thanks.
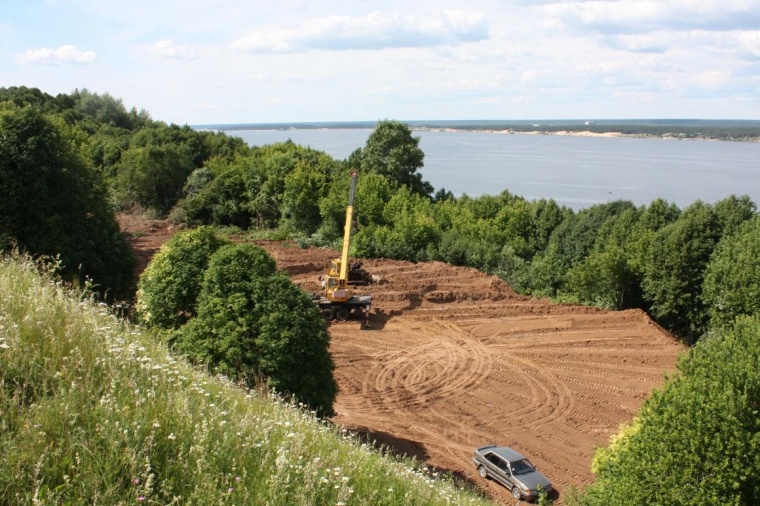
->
315;171;372;325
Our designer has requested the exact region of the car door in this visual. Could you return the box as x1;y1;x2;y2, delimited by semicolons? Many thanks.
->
484;453;513;488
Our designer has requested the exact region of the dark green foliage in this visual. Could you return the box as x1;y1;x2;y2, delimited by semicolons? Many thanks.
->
353;186;440;262
703;216;760;329
0;105;134;299
356;120;433;197
281;162;328;235
713;194;756;237
71;88;134;131
548;200;638;271
113;144;196;214
137;227;231;328
642;201;722;342
579;316;760;506
526;201;636;298
566;208;643;309
174;245;336;415
174;141;339;231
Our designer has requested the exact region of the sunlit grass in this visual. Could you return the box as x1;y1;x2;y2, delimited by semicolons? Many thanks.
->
0;254;491;505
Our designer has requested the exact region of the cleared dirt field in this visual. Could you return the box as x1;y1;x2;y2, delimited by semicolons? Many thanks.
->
119;215;685;503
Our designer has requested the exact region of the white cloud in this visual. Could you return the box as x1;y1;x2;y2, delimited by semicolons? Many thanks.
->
150;40;198;60
545;0;760;33
16;44;97;64
736;30;760;60
231;10;488;53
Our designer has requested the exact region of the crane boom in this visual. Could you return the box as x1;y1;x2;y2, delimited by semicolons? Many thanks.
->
314;170;372;326
339;172;358;283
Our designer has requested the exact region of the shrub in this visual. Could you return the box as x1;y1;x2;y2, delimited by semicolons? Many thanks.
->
175;244;337;415
136;226;231;328
0;105;135;300
579;316;760;505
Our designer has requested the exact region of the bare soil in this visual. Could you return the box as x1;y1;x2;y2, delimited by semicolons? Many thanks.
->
119;214;685;504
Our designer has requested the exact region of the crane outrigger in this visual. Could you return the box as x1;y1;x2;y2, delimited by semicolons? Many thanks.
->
314;171;372;326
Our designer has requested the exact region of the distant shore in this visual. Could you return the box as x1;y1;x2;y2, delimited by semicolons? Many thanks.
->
205;121;760;143
413;127;760;142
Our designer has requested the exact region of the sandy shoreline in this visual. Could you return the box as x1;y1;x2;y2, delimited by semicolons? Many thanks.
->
413;127;760;142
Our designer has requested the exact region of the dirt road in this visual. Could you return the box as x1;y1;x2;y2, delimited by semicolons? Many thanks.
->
119;215;685;503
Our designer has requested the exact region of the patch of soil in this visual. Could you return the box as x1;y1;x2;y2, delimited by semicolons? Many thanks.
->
117;213;180;277
119;215;685;504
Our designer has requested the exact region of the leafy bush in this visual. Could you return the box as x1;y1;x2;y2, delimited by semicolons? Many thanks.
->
136;227;231;328
0;104;135;300
174;244;336;415
642;201;721;342
703;216;760;329
578;316;760;505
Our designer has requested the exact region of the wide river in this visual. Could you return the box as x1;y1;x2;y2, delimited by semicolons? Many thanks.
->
226;128;760;210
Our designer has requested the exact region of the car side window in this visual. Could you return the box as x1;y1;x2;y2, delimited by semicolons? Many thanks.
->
485;453;500;466
497;458;509;472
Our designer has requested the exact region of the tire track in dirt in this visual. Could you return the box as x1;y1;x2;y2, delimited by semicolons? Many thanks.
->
360;319;493;411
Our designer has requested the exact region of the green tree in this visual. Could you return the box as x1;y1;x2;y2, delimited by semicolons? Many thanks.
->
642;201;721;342
0;105;134;299
358;120;433;197
72;88;133;131
175;244;336;415
136;227;231;328
113;144;196;215
281;162;328;235
529;198;569;257
579;316;760;506
566;208;643;309
526;201;636;298
713;194;756;237
703;216;760;329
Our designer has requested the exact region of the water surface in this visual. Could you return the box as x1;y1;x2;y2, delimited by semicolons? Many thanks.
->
227;128;760;210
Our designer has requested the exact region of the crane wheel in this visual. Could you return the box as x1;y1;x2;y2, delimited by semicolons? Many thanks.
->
321;308;334;320
336;307;350;321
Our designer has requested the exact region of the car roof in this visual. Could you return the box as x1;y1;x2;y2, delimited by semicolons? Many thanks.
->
478;445;526;462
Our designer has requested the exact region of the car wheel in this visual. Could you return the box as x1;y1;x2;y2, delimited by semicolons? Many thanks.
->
478;465;488;479
511;486;522;499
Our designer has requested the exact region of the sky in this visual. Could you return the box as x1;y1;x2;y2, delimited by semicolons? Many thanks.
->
2;0;760;125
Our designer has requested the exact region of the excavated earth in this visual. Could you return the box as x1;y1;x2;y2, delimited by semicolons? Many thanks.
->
119;214;685;504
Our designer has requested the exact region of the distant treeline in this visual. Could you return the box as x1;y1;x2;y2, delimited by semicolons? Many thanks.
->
202;119;760;142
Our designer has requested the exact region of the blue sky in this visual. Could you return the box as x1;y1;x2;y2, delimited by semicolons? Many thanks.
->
2;0;759;124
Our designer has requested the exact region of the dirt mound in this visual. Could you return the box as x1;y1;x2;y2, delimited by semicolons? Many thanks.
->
119;216;685;503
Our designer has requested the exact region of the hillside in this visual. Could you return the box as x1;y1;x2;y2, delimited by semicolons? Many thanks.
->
0;253;492;506
119;214;685;503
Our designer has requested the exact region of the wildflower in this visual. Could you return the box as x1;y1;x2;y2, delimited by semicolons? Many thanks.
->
133;478;140;485
235;476;241;482
137;497;145;502
167;433;176;440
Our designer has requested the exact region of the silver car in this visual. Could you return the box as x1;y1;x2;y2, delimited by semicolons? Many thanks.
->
472;445;553;501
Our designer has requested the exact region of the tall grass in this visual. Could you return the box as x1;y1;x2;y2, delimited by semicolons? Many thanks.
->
0;254;491;505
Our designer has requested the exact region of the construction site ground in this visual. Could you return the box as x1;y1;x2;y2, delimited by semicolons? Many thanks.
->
119;214;685;504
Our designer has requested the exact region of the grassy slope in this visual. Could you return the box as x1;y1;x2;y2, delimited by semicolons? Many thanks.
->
0;255;491;505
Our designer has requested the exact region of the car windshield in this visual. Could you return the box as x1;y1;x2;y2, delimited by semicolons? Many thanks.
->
510;459;536;475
